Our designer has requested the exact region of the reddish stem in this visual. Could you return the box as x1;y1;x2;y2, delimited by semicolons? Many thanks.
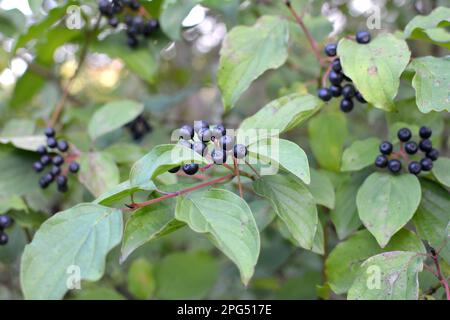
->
431;249;450;300
321;63;332;87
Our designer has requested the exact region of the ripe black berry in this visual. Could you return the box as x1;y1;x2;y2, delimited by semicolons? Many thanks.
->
194;120;209;134
374;155;388;168
56;175;67;187
0;214;12;229
427;149;439;161
211;149;227;165
324;43;337;57
317;88;332;101
198;127;212;142
45;127;55;138
419;126;432;139
408;161;422;175
330;85;342;97
179;125;194;140
331;58;342;72
108;17;119;28
419;139;432;152
69;161;80;173
47;137;57;148
33;161;44;172
39;176;49;189
397;128;411;142
182;163;199;176
211;124;226;140
0;232;8;245
43;173;54;185
127;36;139;48
37;145;47;155
379;141;393;155
168;166;180;173
340;99;353;113
192;141;207;156
420;158;433;171
50;166;61;176
328;70;344;85
57;140;69;152
342;84;356;98
58;184;68;193
220;135;235;151
129;0;140;10
355;91;366;103
143;19;159;37
233;144;248;159
98;0;112;16
40;155;51;166
52;155;64;166
356;31;371;44
404;141;418;154
388;159;402;173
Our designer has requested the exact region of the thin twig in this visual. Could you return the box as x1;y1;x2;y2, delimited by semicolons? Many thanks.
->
430;248;450;300
245;160;261;178
234;157;243;198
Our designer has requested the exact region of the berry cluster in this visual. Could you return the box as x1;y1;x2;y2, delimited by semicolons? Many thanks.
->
168;121;248;176
317;31;371;113
125;115;152;141
33;128;80;193
98;0;159;48
0;214;12;246
374;126;440;175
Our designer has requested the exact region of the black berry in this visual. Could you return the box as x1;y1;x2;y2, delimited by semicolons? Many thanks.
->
127;36;139;48
388;159;402;173
397;128;411;142
356;31;371;44
40;155;51;166
192;141;207;156
220;135;235;151
50;166;61;176
56;175;67;187
317;88;332;101
194;120;209;133
419;139;432;152
108;17;119;28
37;145;47;155
0;232;8;245
404;141;418;154
419;126;432;139
328;70;344;85
33;161;44;172
374;155;388;168
355;91;366;103
168;166;180;173
69;161;80;173
179;125;194;140
427;149;439;161
58;184;68;193
340;99;353;113
57;140;69;152
198;127;212;142
331;58;341;72
52;155;64;166
233;144;248;159
324;43;337;57
330;85;342;97
47;137;57;148
420;158;433;171
178;140;192;149
342;84;356;98
408;161;422;175
44;127;55;137
0;214;12;229
211;124;226;140
211;149;227;165
182;163;199;176
379;141;393;155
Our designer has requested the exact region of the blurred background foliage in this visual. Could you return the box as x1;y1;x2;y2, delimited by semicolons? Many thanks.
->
0;0;448;300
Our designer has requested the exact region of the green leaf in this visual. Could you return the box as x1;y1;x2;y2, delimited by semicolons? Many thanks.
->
411;56;450;113
413;180;450;264
239;93;322;134
160;0;202;40
130;144;209;188
356;173;422;247
88;100;144;141
248;138;310;184
341;138;381;172
404;7;450;48
35;26;81;64
10;70;45;108
330;172;366;240
218;15;289;110
0;135;46;152
253;174;318;250
325;229;425;294
104;143;145;164
338;34;411;111
79;152;120;197
128;258;156;300
0;146;39;197
120;200;184;263
308;169;335;209
347;251;424;300
308;112;348;172
20;203;123;300
94;180;155;206
175;188;260;285
432;157;450;187
155;251;219;299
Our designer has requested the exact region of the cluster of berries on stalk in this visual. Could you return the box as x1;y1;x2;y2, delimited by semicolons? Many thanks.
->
317;31;371;113
168;121;248;176
33;128;80;193
0;214;12;246
125;115;152;141
375;126;439;175
98;0;159;48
